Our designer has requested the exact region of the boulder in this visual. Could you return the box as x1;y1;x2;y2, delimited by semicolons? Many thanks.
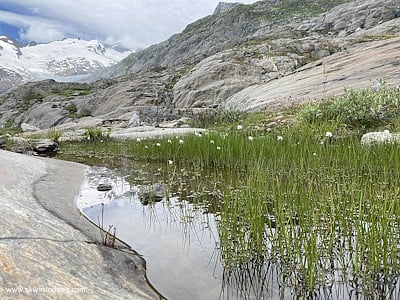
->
31;139;59;154
97;183;113;191
361;130;400;145
127;111;141;128
0;136;5;148
21;123;41;132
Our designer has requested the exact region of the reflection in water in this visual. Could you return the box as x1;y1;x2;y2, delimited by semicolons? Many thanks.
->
77;167;400;300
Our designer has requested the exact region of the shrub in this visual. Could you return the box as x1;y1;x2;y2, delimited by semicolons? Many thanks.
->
191;109;243;128
84;127;110;142
299;80;400;129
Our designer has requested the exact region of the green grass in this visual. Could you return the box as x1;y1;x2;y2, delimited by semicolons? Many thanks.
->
58;84;400;296
300;80;400;129
21;92;44;111
56;88;92;98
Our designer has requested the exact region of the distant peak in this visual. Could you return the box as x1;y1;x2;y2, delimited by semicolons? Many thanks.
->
213;2;241;15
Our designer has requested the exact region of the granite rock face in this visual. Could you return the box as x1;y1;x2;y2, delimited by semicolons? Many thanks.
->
213;2;241;15
221;36;400;111
0;150;163;299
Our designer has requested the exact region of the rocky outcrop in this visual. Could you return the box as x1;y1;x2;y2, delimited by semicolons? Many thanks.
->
221;36;400;111
0;150;163;299
93;0;352;80
172;37;341;108
213;2;241;15
296;0;400;36
1;0;400;133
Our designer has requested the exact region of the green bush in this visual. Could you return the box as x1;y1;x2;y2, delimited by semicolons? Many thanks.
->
300;81;400;129
191;109;243;128
84;127;110;142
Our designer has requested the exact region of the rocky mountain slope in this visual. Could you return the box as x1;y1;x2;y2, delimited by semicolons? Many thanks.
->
0;37;130;94
0;0;399;135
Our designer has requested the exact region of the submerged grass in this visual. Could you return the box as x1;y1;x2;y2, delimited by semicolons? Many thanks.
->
58;84;400;296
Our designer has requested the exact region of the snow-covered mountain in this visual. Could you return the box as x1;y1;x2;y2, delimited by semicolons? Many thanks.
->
0;36;131;93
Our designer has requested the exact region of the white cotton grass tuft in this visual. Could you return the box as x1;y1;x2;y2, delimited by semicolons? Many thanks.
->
248;136;254;141
325;131;333;138
237;125;243;130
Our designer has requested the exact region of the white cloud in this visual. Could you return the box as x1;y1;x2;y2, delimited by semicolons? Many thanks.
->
0;10;72;43
0;0;258;49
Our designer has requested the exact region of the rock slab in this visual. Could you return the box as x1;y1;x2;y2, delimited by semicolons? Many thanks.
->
0;150;163;300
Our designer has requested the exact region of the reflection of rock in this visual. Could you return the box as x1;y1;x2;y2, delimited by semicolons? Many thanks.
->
97;183;113;191
138;183;166;205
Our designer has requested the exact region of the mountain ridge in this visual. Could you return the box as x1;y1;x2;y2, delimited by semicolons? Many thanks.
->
0;37;131;94
0;0;399;134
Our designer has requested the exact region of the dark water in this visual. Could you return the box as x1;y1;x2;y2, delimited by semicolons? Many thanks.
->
76;166;400;300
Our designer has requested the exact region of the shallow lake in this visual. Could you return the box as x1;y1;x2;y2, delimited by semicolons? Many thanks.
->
76;166;400;300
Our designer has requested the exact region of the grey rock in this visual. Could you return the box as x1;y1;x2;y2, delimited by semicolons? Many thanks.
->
128;111;141;128
97;183;113;191
172;39;314;108
0;136;5;148
361;130;400;145
21;122;41;132
213;2;241;15
1;0;400;133
158;120;179;128
31;139;59;154
301;0;400;36
93;0;344;80
0;150;163;299
110;126;207;140
222;37;400;111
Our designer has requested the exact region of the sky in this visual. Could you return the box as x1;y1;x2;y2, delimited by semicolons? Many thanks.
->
0;0;258;50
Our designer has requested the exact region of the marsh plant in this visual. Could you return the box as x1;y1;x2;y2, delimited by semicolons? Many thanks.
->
98;203;117;248
59;84;400;297
84;127;110;142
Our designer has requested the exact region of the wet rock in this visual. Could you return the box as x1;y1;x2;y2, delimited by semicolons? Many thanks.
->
31;139;59;154
138;183;166;205
97;183;113;191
